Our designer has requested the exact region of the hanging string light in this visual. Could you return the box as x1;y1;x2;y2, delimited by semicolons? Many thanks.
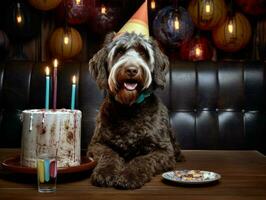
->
180;36;213;61
16;3;24;26
75;0;81;5
188;0;226;30
173;16;180;30
92;2;118;36
205;1;211;13
64;34;70;45
193;0;203;59
224;1;237;44
101;4;107;14
173;0;180;31
153;0;194;47
227;17;234;34
49;27;82;59
151;0;156;10
195;44;202;57
212;2;251;53
62;1;70;46
201;0;214;21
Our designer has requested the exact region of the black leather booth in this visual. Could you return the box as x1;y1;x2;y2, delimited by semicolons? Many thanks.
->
0;60;265;154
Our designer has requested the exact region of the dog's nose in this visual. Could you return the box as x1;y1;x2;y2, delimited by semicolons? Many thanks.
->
126;66;138;77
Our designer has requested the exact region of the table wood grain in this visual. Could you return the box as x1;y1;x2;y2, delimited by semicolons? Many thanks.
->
0;149;265;200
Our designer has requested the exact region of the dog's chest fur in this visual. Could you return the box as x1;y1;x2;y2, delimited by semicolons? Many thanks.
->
96;94;170;160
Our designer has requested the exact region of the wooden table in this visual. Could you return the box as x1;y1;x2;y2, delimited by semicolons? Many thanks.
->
0;149;265;200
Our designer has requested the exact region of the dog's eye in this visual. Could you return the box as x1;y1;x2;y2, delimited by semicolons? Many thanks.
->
136;45;149;60
114;47;125;58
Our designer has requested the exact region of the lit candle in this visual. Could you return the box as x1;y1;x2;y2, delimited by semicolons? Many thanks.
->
53;59;58;110
45;66;50;110
75;0;81;5
71;75;77;110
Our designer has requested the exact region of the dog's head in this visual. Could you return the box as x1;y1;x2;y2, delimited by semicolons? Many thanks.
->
89;32;169;105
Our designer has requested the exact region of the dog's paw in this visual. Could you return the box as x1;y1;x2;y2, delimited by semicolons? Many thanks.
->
114;170;150;189
90;169;116;187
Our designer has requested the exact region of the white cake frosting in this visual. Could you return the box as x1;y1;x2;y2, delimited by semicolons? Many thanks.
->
21;109;82;168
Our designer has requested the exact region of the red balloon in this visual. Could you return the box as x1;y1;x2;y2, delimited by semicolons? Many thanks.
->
57;0;96;25
91;5;119;36
179;36;213;61
234;0;266;16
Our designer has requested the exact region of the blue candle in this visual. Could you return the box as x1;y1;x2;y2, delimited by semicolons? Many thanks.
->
45;67;50;110
71;75;76;110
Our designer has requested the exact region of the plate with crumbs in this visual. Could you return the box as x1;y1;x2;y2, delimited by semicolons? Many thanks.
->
162;170;221;184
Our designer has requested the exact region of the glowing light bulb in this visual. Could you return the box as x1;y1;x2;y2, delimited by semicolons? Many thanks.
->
151;0;156;10
195;46;202;57
53;59;58;68
72;75;76;84
75;0;81;5
16;15;22;24
45;66;50;76
64;35;69;45
228;20;234;33
101;5;107;14
16;3;23;25
205;3;211;13
174;16;180;30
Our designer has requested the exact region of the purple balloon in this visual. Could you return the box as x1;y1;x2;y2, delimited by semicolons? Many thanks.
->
153;6;194;47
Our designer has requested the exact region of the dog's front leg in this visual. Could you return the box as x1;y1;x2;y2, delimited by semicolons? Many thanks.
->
115;150;175;189
88;143;125;187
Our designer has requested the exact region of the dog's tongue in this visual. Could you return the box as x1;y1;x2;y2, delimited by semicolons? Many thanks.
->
124;82;138;91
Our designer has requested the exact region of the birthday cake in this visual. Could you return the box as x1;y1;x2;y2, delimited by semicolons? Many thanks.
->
20;109;82;168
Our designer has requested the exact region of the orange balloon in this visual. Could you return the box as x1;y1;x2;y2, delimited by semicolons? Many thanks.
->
212;12;251;52
49;27;82;59
188;0;227;30
28;0;62;11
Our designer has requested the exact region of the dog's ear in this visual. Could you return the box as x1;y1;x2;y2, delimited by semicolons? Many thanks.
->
152;39;169;89
88;47;108;89
103;32;116;45
88;32;116;90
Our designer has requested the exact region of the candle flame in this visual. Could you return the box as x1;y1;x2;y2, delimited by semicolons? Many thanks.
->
72;75;76;84
174;17;180;30
75;0;81;5
53;59;58;68
101;5;107;14
45;66;50;76
151;0;156;10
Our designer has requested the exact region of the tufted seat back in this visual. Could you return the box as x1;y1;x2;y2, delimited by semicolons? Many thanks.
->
0;60;265;153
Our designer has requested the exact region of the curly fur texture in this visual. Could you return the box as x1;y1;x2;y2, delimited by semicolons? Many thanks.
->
88;32;183;189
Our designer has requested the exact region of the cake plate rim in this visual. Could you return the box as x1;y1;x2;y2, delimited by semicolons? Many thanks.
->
1;154;96;174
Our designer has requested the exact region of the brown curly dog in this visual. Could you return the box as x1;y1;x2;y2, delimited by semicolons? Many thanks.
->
87;32;183;189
